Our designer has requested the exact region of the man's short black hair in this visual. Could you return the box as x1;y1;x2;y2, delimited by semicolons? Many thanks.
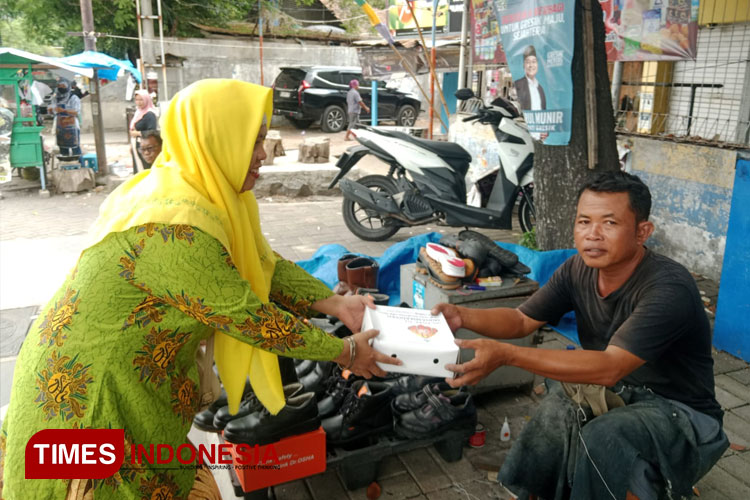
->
141;129;162;145
577;171;652;223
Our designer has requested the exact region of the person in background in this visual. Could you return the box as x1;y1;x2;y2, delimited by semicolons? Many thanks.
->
71;81;89;100
52;78;82;156
138;129;162;169
345;79;369;141
130;89;158;173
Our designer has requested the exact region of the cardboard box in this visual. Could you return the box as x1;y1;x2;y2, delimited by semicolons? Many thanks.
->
227;426;326;492
361;305;459;378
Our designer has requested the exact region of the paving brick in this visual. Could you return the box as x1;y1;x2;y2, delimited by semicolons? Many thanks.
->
306;469;347;500
369;470;420;499
399;448;453;493
716;374;750;403
272;478;312;499
428;447;485;483
378;454;405;479
731;405;750;427
713;350;748;375
699;462;750;499
728;368;750;385
715;385;746;410
718;454;750;484
722;412;750;449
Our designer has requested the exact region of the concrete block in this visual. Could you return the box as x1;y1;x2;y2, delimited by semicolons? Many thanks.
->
400;448;452;493
716;374;750;404
718;455;750;485
38;189;50;198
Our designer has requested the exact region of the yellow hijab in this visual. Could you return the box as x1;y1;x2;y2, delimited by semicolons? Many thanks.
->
89;79;285;415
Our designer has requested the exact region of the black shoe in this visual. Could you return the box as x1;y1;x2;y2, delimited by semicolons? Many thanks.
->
213;382;303;431
384;375;446;397
391;383;458;416
223;392;320;446
458;229;519;268
317;369;360;419
322;380;394;447
295;359;316;377
192;382;253;433
299;361;333;398
394;391;476;440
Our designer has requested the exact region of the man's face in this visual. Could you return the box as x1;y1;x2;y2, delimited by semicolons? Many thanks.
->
574;190;653;271
524;55;538;79
139;136;161;164
240;124;267;192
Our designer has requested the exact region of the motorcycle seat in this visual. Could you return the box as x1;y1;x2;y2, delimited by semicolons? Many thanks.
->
385;131;472;162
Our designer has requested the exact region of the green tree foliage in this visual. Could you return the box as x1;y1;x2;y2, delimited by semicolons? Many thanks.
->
0;0;254;58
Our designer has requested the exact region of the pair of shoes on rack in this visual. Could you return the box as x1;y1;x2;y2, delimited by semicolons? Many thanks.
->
295;360;335;398
212;382;304;432
222;390;321;446
392;383;477;440
192;381;254;433
446;230;531;277
322;380;395;448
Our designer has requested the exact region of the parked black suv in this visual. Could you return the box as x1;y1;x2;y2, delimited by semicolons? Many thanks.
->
272;66;421;133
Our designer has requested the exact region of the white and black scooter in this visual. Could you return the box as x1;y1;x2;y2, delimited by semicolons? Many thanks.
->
329;88;535;241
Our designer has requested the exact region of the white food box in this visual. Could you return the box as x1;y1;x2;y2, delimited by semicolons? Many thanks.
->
361;305;459;378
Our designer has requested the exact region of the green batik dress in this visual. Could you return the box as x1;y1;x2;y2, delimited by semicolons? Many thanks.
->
0;224;340;499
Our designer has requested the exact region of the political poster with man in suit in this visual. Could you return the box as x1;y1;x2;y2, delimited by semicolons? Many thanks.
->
495;0;574;145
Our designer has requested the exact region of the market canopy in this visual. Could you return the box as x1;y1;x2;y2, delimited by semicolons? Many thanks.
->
0;47;94;78
55;51;141;83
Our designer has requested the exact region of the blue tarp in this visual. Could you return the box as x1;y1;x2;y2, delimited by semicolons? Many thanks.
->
295;233;579;343
55;51;141;83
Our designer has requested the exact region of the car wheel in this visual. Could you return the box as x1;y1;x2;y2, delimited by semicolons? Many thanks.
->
397;105;417;127
321;105;346;133
288;117;313;129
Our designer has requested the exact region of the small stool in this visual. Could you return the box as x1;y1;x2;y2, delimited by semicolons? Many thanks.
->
79;153;98;173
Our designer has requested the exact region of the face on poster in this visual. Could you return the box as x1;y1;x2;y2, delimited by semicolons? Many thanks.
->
495;0;575;145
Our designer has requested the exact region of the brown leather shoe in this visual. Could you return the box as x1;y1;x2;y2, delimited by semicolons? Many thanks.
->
345;257;379;292
334;253;359;295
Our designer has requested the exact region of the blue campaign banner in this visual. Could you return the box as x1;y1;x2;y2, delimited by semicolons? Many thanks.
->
495;0;575;145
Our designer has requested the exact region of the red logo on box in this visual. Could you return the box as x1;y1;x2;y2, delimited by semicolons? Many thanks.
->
25;429;125;479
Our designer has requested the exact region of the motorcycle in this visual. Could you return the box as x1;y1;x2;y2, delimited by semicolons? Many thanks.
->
329;88;536;241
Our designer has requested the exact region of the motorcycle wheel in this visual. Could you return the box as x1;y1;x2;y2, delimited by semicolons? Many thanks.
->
518;192;536;233
342;175;401;241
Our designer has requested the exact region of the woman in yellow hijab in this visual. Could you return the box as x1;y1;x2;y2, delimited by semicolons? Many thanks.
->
0;79;397;500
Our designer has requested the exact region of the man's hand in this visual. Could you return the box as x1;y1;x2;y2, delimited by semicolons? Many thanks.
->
338;329;402;378
431;303;463;331
444;338;511;387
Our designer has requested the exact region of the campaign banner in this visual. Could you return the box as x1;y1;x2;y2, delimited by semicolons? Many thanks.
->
471;0;507;65
495;0;575;145
601;0;699;61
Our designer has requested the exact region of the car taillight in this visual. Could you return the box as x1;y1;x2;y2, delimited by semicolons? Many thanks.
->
298;80;310;105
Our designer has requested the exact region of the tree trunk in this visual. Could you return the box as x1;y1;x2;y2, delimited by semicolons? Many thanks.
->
534;0;620;251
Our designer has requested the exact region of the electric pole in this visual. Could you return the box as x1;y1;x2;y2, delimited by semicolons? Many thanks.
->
79;0;108;175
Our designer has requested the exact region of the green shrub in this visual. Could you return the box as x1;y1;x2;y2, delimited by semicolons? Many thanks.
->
519;228;538;250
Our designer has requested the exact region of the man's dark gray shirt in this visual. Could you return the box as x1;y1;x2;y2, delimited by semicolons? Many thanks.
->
519;249;721;420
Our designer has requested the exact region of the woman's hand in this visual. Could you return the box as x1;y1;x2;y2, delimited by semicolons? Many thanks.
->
431;303;463;332
334;329;402;378
312;294;375;333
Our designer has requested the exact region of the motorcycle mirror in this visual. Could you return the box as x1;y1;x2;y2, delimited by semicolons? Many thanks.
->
454;88;475;100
